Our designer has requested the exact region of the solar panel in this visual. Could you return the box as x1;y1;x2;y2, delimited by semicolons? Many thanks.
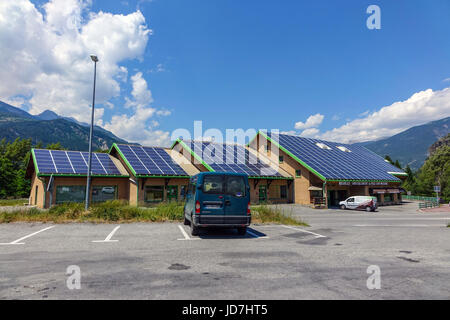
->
115;144;188;176
266;133;402;181
185;141;283;177
33;149;122;176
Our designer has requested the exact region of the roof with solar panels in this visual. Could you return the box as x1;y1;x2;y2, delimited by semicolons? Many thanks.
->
110;143;199;178
253;131;406;182
171;139;292;179
26;148;129;178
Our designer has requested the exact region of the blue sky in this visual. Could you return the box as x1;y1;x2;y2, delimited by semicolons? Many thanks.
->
1;0;450;145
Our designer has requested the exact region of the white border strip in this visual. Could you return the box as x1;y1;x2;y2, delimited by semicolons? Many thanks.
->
281;225;326;238
92;226;120;243
0;226;55;245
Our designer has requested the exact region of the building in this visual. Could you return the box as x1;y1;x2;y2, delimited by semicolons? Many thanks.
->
170;139;293;204
26;132;407;208
26;149;130;208
109;143;200;206
248;131;407;206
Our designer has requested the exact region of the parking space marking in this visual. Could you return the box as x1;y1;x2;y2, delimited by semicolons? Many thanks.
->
0;226;55;245
280;225;326;238
353;224;446;227
92;226;120;243
177;225;200;241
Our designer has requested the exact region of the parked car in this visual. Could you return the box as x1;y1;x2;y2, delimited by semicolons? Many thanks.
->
101;187;115;194
339;196;377;212
184;172;251;236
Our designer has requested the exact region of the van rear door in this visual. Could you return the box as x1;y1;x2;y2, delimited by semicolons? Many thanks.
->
199;174;225;224
224;175;248;221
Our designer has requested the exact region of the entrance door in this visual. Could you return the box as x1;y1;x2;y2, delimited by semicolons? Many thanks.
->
166;185;178;202
259;185;267;203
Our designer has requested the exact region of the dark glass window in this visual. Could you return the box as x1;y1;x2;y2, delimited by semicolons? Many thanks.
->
226;176;246;197
145;186;164;202
280;185;287;199
203;175;224;194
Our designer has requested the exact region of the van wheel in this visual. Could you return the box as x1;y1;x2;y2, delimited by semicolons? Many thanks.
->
237;227;247;235
366;206;372;212
183;214;190;225
340;205;346;210
190;216;199;236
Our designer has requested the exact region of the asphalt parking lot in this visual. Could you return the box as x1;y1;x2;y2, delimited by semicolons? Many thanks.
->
0;201;449;300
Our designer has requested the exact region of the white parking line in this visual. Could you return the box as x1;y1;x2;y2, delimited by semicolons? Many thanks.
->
280;225;326;238
246;229;269;239
353;224;446;227
92;226;120;243
177;225;200;241
0;226;55;245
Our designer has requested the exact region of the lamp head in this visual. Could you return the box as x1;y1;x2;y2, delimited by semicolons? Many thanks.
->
90;55;98;62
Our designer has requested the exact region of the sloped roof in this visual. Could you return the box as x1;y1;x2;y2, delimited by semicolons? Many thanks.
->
261;132;404;181
173;139;292;179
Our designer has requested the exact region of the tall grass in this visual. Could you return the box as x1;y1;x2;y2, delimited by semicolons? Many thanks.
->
0;200;185;223
0;198;29;206
251;204;308;226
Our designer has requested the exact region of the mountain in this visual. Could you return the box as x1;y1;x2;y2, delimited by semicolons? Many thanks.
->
0;101;128;150
359;117;450;171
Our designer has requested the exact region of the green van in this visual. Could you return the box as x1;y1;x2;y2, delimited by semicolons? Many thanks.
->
183;172;251;236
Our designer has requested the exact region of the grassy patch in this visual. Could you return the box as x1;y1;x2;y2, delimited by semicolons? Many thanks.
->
0;200;185;223
0;198;29;206
251;205;308;226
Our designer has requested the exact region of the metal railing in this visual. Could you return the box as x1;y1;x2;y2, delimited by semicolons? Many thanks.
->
403;195;438;202
418;201;439;209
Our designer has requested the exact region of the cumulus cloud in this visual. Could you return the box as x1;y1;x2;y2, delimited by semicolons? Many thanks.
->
299;128;320;138
103;72;171;147
0;0;150;122
294;113;324;130
319;87;450;143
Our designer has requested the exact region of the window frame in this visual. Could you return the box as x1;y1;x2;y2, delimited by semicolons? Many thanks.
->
144;185;165;203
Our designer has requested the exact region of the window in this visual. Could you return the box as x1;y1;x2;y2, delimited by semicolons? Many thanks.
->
92;186;117;203
347;197;355;203
56;186;86;204
203;175;224;194
145;186;164;202
279;155;284;163
337;146;351;152
226;176;246;197
295;169;301;177
316;142;332;150
280;185;287;199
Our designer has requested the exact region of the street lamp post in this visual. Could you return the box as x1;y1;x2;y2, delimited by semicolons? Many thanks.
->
85;55;98;210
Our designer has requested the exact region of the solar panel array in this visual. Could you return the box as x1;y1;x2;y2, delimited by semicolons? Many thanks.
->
33;149;123;175
266;133;402;181
115;144;188;176
186;141;283;177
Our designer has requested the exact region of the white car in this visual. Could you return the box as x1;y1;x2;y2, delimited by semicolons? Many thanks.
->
101;187;115;194
339;196;377;212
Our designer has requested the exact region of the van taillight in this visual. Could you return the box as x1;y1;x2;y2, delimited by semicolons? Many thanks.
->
247;202;251;215
195;201;201;213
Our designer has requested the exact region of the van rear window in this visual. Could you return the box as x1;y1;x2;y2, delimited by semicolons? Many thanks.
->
202;175;246;196
226;176;246;197
203;175;224;194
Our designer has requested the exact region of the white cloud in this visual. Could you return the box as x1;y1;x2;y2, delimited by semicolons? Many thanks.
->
299;128;320;138
0;0;151;122
294;113;324;130
103;72;171;147
318;87;450;143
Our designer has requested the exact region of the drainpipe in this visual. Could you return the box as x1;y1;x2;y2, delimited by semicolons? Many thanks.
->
38;177;47;209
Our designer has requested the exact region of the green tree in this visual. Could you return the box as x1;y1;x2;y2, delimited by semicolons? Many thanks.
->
384;155;393;164
414;146;450;201
46;142;64;150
